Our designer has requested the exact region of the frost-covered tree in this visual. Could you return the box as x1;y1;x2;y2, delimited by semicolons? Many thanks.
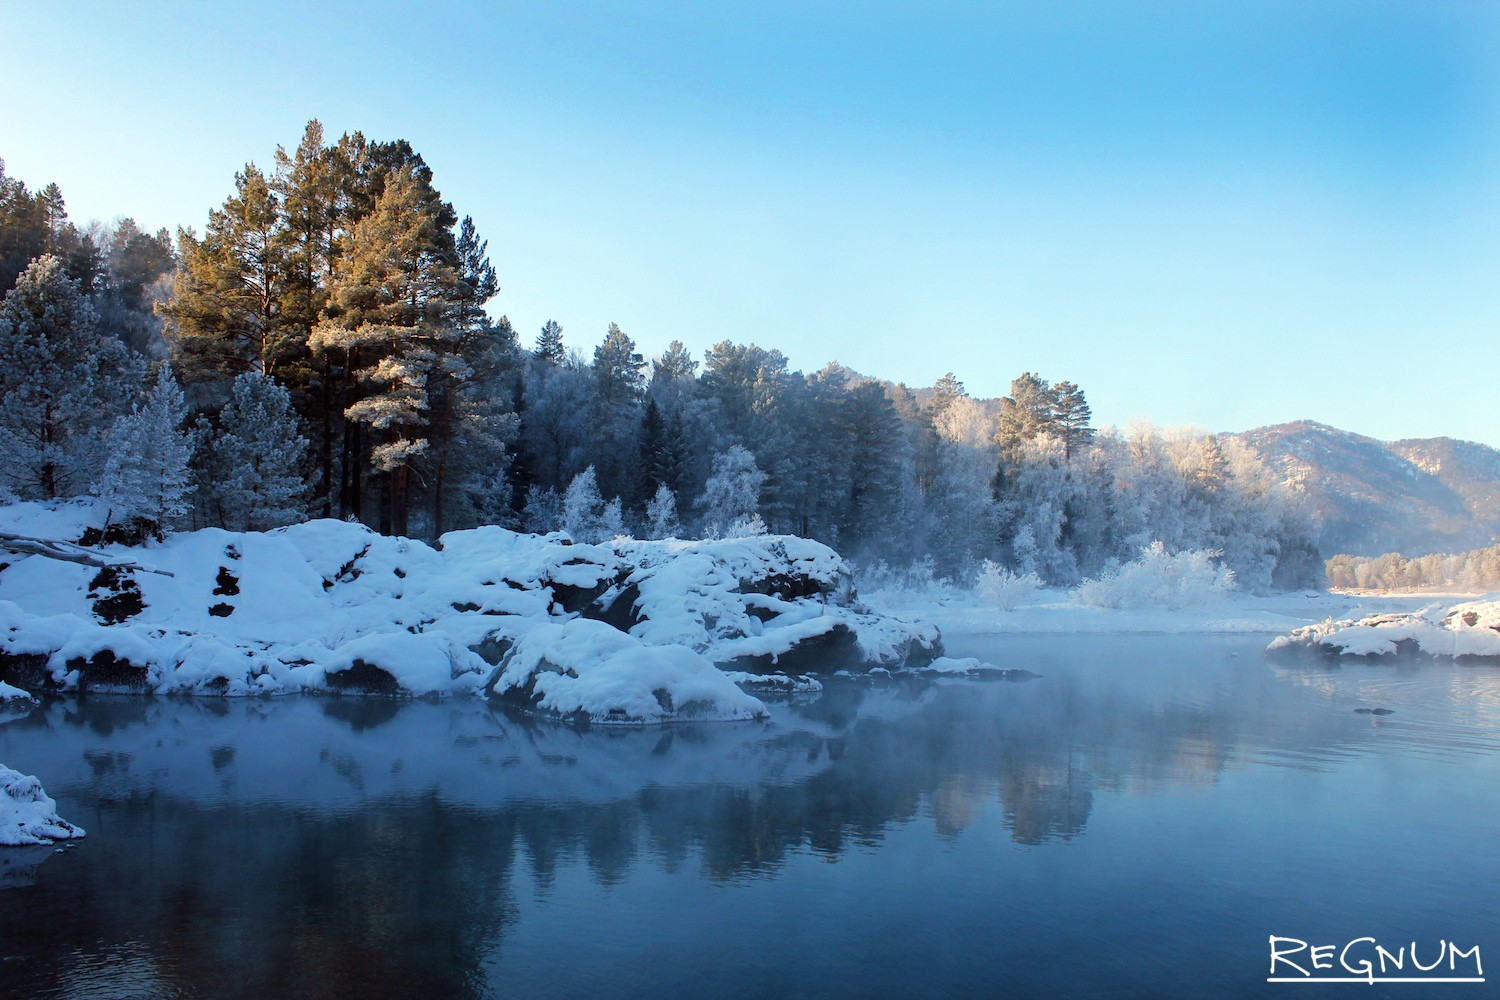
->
698;445;766;538
926;396;999;574
204;371;309;530
560;466;623;543
0;255;142;499
96;366;195;534
644;482;681;540
521;485;563;534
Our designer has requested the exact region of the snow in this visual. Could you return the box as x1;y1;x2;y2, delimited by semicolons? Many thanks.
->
0;764;84;846
1269;596;1500;660
493;618;768;724
0;681;32;703
0;502;940;723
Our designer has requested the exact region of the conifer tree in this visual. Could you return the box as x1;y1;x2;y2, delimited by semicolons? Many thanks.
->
310;164;457;536
97;365;195;535
535;319;565;363
0;255;142;499
590;323;646;497
162;165;287;381
206;371;310;530
1052;380;1093;461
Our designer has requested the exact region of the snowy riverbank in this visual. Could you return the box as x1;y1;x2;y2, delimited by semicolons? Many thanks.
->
1268;596;1500;661
0;502;939;723
860;583;1456;639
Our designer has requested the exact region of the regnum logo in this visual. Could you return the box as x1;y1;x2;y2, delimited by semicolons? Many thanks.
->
1269;937;1484;985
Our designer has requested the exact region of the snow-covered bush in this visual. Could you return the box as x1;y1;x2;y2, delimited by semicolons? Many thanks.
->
975;559;1042;611
1074;542;1235;610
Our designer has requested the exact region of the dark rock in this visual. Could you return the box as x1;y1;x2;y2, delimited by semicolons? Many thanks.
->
67;649;149;691
325;659;399;695
89;565;145;624
208;603;235;618
721;623;866;675
0;652;52;692
212;566;240;596
584;582;642;632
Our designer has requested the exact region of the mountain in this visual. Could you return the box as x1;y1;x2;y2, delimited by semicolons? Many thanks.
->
1232;421;1500;557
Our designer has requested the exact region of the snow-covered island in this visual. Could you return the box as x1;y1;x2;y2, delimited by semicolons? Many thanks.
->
1267;597;1500;662
0;764;85;847
0;502;941;724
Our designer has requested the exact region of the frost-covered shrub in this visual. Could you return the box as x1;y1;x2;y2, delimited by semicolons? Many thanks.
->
1074;542;1235;610
855;556;965;605
976;559;1042;611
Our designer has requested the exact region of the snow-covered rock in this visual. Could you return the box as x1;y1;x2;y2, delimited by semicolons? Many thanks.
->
1268;597;1500;661
0;502;942;723
1;765;85;846
0;681;33;704
491;618;767;724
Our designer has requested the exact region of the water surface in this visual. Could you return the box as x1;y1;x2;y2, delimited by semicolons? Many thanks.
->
2;634;1497;998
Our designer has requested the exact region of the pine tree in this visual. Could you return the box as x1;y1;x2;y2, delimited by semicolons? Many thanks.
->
97;365;195;535
161;165;288;381
535;319;565;363
1052;380;1093;461
0;255;142;499
310;164;458;536
207;371;309;530
929;371;967;419
650;340;697;384
995;372;1057;465
590;323;646;498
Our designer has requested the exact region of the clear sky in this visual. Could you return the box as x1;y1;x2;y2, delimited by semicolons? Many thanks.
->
4;1;1498;445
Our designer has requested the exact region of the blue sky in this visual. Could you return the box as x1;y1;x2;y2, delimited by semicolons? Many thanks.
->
4;1;1498;444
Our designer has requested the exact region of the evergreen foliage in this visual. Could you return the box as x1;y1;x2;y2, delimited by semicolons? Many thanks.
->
97;365;195;533
0;255;142;499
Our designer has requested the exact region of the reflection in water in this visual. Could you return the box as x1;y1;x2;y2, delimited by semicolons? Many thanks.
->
2;635;1499;999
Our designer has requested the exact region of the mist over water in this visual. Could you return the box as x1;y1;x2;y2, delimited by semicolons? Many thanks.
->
3;634;1498;999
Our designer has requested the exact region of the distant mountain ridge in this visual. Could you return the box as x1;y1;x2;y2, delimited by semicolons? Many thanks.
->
1231;420;1500;558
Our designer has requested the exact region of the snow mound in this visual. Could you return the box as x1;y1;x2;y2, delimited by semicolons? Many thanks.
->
1;765;85;846
1268;596;1500;661
492;618;768;724
0;503;942;721
0;681;33;703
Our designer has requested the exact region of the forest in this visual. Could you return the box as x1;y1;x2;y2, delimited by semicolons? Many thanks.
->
0;122;1321;591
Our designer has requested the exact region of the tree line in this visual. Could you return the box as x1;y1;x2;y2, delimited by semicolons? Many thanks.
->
0;124;1320;589
1325;545;1500;592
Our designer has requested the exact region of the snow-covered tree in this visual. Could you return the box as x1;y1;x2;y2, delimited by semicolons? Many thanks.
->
205;371;309;530
561;466;623;543
698;445;766;538
96;365;195;535
0;255;142;499
522;485;562;534
645;482;681;539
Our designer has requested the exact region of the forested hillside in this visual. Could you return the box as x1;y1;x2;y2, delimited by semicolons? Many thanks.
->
0;124;1321;590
